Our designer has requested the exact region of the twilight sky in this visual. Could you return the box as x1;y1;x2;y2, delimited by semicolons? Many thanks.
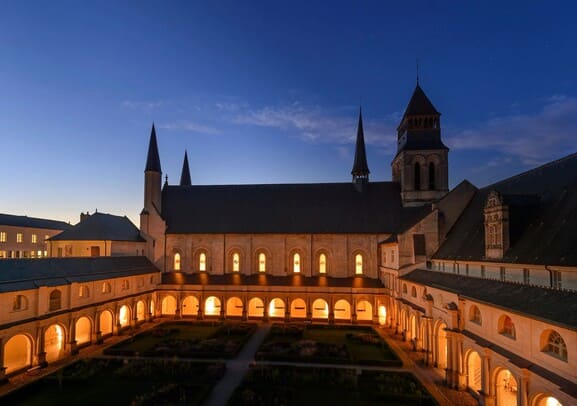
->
1;1;577;224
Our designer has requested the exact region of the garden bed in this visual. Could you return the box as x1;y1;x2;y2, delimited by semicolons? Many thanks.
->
229;365;437;405
256;323;401;366
2;358;225;405
104;321;256;358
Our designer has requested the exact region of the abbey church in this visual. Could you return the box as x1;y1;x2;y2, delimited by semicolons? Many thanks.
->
0;83;576;406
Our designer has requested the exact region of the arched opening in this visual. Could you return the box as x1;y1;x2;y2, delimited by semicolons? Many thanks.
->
414;162;421;190
118;305;130;328
334;299;351;321
12;294;28;311
356;300;373;322
173;252;181;271
534;395;563;406
136;301;146;321
409;315;417;340
355;254;363;275
101;282;111;294
258;252;266;272
467;351;482;393
290;298;307;318
44;324;65;363
226;297;243;317
199;252;207;271
428;162;436;190
204;296;221;316
75;317;91;345
437;322;448;370
248;297;264;318
499;315;516;339
232;252;240;272
293;253;301;273
49;289;61;311
469;305;482;325
541;330;568;361
149;300;155;317
182;296;199;316
319;253;327;274
378;305;387;325
99;310;113;336
4;334;32;374
312;298;329;319
161;295;177;316
411;286;417;297
268;298;285;318
495;369;517;406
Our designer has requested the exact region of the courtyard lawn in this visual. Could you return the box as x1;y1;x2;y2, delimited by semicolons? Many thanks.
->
229;366;437;405
2;358;224;406
256;324;401;366
105;321;256;358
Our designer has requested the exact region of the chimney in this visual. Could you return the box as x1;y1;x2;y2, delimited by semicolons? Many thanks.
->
80;211;90;223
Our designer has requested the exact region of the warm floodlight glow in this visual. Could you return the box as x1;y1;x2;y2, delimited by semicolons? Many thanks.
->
205;296;220;316
319;254;326;274
355;254;363;274
232;253;240;272
259;253;266;272
174;252;181;270
119;305;129;327
199;253;206;271
378;305;387;325
545;397;562;406
293;253;300;273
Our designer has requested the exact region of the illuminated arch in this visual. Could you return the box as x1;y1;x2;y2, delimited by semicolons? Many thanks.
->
466;350;482;393
161;295;177;315
494;368;517;406
4;334;32;374
199;252;207;271
334;299;351;320
532;394;563;406
173;252;181;271
204;296;221;316
118;305;130;328
318;253;327;274
409;315;417;340
44;324;65;363
258;252;267;273
312;298;329;319
248;297;264;318
268;298;285;318
354;253;364;275
75;316;92;345
293;252;301;273
435;321;448;369
290;298;307;318
378;305;387;325
356;300;373;322
226;297;243;317
182;296;199;316
232;252;240;272
99;310;113;336
136;300;146;321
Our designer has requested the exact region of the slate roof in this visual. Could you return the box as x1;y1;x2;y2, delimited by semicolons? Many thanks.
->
402;84;440;117
397;131;449;153
49;212;145;242
162;181;411;234
162;272;384;289
145;124;161;172
433;152;577;266
0;213;71;231
0;256;158;293
401;269;577;330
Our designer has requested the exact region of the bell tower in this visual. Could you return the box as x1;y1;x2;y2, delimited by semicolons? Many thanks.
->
392;83;449;206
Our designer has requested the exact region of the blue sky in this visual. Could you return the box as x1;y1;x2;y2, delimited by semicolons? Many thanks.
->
1;1;577;224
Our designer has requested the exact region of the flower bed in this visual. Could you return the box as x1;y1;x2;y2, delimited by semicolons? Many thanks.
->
256;323;401;366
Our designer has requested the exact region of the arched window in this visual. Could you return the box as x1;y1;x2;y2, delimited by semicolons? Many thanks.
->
232;252;240;272
101;282;111;293
293;253;301;273
355;254;363;275
499;315;516;339
414;162;421;190
199;252;207;271
543;331;568;361
13;294;28;311
402;284;408;294
121;279;129;290
319;254;327;274
173;252;181;271
411;286;417;297
258;253;266;272
428;162;435;190
49;290;61;311
469;305;482;325
79;285;89;298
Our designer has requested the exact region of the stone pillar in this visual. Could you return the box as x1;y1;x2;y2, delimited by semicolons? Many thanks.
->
241;297;248;321
262;298;269;323
352;297;358;324
197;297;204;321
518;370;529;406
93;310;102;344
175;296;182;320
372;296;379;325
328;297;335;325
0;339;7;384
220;296;226;321
306;297;312;322
36;326;47;368
69;318;78;355
481;351;495;406
284;297;290;322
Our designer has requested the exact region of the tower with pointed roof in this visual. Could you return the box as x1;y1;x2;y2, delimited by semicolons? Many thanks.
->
180;151;192;186
143;124;162;214
391;83;449;206
351;108;370;191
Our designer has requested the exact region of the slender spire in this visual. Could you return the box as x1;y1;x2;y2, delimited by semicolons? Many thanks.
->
351;107;370;182
145;123;162;172
180;150;192;186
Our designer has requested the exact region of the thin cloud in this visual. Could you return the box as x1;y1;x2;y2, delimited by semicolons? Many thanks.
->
121;100;164;110
447;95;577;165
159;121;220;135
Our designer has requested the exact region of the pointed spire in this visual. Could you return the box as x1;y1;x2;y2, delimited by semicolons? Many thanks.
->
145;123;162;172
351;107;370;181
402;84;439;118
180;150;192;186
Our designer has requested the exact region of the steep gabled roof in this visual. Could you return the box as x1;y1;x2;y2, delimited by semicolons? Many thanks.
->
0;213;71;230
162;181;408;234
402;84;440;117
49;212;145;242
145;124;161;172
433;152;577;266
351;108;370;177
180;150;192;186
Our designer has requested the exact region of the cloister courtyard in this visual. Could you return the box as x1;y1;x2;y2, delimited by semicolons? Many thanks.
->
0;317;481;406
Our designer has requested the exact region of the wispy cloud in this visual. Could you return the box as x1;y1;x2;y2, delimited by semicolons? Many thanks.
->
232;103;398;151
447;95;577;165
121;100;164;110
158;121;220;135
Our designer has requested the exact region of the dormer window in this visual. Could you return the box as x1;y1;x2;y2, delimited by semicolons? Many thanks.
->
484;190;509;259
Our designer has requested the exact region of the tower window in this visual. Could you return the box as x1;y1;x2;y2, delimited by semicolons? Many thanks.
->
428;162;435;190
258;253;266;272
173;253;181;271
319;254;327;274
199;252;207;271
232;252;240;272
293;253;301;273
414;163;421;190
355;254;363;275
